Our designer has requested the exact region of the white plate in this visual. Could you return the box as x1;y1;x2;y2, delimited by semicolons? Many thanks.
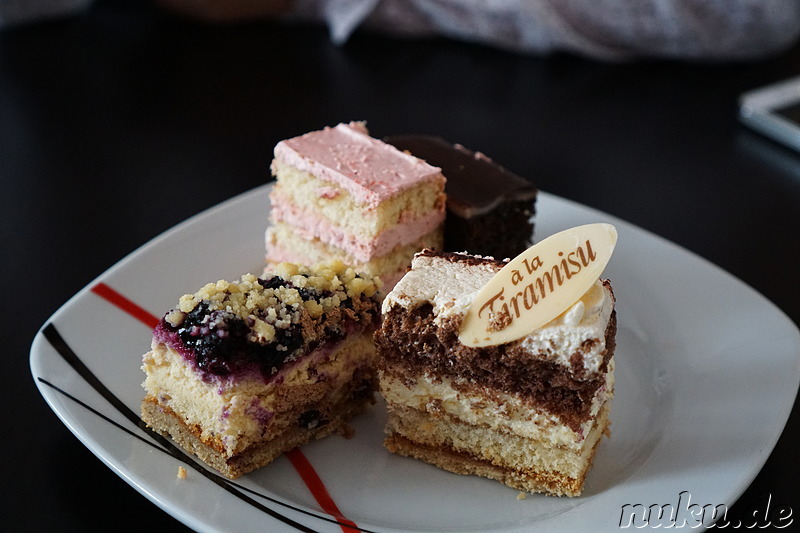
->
31;185;800;533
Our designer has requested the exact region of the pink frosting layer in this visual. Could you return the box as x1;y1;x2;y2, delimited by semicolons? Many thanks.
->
273;122;444;209
270;192;444;262
265;241;407;293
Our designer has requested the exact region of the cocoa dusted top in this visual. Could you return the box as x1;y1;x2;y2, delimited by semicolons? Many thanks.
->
416;248;504;267
384;134;537;218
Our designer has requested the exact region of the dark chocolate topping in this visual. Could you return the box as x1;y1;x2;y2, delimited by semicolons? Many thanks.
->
384;134;537;217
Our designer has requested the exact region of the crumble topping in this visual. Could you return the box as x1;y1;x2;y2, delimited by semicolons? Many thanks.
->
174;260;378;328
154;261;381;382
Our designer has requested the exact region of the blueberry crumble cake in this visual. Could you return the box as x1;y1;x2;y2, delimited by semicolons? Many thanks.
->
141;261;382;479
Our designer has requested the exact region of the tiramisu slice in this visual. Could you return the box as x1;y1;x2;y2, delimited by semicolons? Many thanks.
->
141;261;381;479
375;249;616;496
385;134;537;259
266;122;447;292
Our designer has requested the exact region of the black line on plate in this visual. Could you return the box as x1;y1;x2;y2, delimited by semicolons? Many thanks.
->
37;377;167;451
42;322;143;428
228;481;382;533
40;323;322;533
41;323;378;533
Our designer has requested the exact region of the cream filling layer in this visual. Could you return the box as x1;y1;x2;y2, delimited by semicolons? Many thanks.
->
379;359;614;450
265;222;443;292
270;190;445;262
270;159;445;236
386;400;611;479
432;280;614;375
142;334;376;456
264;241;407;294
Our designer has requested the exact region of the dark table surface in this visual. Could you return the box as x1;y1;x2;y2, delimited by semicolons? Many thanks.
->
4;1;800;531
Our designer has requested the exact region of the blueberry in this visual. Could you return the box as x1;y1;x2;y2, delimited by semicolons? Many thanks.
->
298;410;328;430
258;275;322;302
258;276;287;290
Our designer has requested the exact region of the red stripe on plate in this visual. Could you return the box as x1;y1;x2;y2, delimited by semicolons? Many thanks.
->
286;448;359;532
91;282;159;329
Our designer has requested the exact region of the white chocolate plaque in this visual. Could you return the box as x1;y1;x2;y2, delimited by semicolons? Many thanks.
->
458;223;617;347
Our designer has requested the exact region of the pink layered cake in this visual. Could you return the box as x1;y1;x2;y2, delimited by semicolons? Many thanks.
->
141;261;382;479
266;122;446;291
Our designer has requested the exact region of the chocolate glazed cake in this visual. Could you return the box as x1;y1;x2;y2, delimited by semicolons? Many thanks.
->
384;135;537;259
375;250;616;496
141;261;381;479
